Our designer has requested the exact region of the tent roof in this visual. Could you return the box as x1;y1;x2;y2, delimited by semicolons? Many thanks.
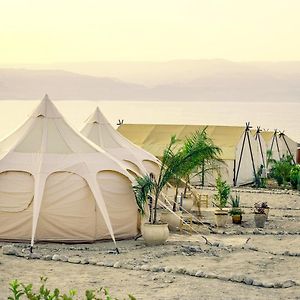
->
81;108;159;173
117;124;247;160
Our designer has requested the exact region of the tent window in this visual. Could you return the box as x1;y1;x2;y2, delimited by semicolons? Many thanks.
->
0;171;34;212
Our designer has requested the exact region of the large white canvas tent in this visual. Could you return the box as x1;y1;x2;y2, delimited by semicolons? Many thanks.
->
81;107;160;177
117;123;260;186
0;95;139;249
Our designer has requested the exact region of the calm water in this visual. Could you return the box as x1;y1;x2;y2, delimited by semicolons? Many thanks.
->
0;100;299;142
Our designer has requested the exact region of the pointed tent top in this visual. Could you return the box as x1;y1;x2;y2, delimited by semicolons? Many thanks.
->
85;107;110;125
31;94;62;119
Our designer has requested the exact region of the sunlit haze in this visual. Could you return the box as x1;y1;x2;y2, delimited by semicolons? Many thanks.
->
1;0;300;64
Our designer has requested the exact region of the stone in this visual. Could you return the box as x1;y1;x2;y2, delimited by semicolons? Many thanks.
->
59;255;68;262
43;255;52;261
96;261;105;266
205;273;217;279
186;269;197;276
140;264;150;271
195;271;205;277
2;245;17;256
243;277;254;285
52;254;60;261
282;280;296;288
231;275;245;283
164;266;172;273
68;257;81;264
88;259;97;265
252;280;263;287
261;282;274;288
176;267;186;274
151;266;162;272
104;261;114;267
113;261;122;268
81;258;89;264
30;253;41;259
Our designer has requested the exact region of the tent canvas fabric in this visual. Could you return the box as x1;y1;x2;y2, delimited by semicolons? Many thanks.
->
81;107;160;177
260;131;298;163
0;95;139;246
117;124;261;186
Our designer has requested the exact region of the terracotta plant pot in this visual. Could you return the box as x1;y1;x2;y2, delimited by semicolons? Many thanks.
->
142;223;169;246
160;211;183;231
254;213;267;228
181;197;194;212
232;215;242;224
214;210;228;227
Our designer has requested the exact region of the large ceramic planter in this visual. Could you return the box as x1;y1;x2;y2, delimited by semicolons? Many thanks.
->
160;211;182;231
254;213;267;228
181;197;194;212
142;223;169;246
264;208;270;220
214;210;228;227
232;215;242;224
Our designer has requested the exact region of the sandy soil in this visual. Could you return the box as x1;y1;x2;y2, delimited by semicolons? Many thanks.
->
0;188;299;300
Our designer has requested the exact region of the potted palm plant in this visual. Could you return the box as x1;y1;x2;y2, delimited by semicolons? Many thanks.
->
161;130;221;230
228;194;244;224
213;175;230;227
133;130;221;244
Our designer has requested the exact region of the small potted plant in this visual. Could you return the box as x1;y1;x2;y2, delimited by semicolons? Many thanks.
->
213;175;230;227
229;194;244;224
253;202;268;228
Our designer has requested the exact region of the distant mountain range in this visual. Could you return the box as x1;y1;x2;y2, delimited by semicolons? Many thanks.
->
1;60;300;101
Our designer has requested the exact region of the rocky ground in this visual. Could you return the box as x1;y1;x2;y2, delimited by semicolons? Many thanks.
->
0;188;299;300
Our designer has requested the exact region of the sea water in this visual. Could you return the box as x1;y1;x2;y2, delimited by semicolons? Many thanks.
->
0;100;299;142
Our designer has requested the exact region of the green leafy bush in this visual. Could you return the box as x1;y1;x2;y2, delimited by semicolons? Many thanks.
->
213;175;231;210
269;155;294;187
8;277;136;300
290;165;300;190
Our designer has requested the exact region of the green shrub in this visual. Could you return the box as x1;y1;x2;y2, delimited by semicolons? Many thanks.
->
290;165;300;190
213;175;231;210
269;155;294;187
8;277;136;300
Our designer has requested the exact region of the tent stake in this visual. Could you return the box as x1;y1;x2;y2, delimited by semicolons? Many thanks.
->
115;248;120;254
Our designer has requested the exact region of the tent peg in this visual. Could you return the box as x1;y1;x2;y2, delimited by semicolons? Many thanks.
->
115;247;120;254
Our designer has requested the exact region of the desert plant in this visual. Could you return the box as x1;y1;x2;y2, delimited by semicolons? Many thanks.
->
254;165;267;188
213;175;231;210
290;165;300;190
169;129;221;211
133;130;221;222
269;155;294;187
8;277;136;300
228;194;244;216
254;202;269;214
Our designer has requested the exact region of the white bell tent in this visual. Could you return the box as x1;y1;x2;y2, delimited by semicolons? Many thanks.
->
0;95;139;250
81;107;160;177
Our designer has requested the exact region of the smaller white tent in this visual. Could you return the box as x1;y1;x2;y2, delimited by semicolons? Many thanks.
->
81;107;160;177
0;95;139;248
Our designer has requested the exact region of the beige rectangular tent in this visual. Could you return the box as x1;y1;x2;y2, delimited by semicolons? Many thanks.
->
118;123;260;186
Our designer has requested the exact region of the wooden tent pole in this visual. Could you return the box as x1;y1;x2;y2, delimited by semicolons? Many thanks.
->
234;123;248;186
246;129;257;178
280;133;296;164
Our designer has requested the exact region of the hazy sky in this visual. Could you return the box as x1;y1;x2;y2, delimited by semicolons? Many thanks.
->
1;0;300;64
